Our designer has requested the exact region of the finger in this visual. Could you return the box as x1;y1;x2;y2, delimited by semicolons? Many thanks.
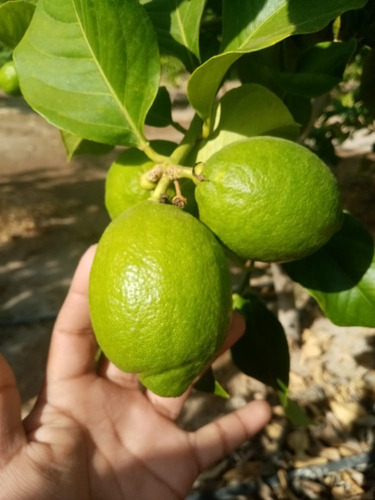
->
146;312;246;421
216;311;245;355
98;356;140;390
0;354;26;459
189;400;271;471
46;245;98;383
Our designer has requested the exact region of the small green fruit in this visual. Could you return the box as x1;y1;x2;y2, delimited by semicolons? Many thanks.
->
0;61;20;95
105;142;198;219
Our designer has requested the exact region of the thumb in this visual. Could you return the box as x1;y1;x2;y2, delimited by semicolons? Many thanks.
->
0;354;26;460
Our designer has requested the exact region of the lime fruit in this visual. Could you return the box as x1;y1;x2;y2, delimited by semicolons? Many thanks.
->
89;201;232;397
105;147;162;219
0;61;20;95
196;137;343;263
105;142;198;219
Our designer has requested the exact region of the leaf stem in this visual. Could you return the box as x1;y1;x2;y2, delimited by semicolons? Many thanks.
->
171;121;188;134
141;143;170;164
169;114;203;165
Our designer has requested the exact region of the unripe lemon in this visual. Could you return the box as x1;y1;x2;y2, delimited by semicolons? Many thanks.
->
89;202;232;397
105;148;161;219
0;61;20;95
196;137;343;262
105;144;198;219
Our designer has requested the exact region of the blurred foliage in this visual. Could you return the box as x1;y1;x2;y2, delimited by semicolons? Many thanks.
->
306;47;375;166
0;42;11;67
160;55;186;88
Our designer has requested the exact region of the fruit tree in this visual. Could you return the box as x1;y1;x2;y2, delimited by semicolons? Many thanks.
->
1;0;374;416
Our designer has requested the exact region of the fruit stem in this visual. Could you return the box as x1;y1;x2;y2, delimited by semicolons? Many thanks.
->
169;114;203;165
172;180;187;208
149;174;171;202
169;165;200;184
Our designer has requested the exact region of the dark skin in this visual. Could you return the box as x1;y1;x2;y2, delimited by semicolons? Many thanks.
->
0;246;271;500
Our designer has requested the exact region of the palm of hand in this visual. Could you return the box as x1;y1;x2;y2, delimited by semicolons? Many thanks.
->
0;247;270;500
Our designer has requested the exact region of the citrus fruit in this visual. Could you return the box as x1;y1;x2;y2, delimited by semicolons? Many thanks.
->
0;61;20;95
105;142;198;219
196;137;343;263
105;147;162;219
89;201;232;397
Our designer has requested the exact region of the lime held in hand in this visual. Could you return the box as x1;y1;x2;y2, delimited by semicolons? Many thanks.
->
196;137;343;263
89;202;232;397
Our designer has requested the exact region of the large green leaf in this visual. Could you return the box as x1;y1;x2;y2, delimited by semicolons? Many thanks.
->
141;0;206;72
275;40;357;97
188;0;367;119
284;214;375;327
0;43;12;66
221;0;364;52
0;0;35;49
195;84;300;162
232;294;290;390
145;86;172;127
61;131;114;162
14;0;160;148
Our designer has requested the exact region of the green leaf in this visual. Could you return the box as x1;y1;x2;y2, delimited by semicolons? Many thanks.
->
231;293;290;390
275;40;357;97
278;381;312;427
195;84;300;162
284;94;312;130
188;0;366;119
221;0;365;53
61;131;114;162
145;86;172;127
187;52;240;121
0;0;35;49
193;368;230;398
0;44;12;66
237;48;282;95
284;214;375;327
141;0;206;72
14;0;160;148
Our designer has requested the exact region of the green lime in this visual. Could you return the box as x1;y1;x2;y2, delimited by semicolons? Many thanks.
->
0;61;20;95
196;137;343;262
89;201;232;397
105;148;160;219
105;141;198;219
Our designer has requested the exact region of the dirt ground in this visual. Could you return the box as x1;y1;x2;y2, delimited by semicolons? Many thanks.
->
1;93;375;499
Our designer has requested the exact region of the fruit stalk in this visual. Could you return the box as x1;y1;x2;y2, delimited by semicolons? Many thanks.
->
149;174;171;202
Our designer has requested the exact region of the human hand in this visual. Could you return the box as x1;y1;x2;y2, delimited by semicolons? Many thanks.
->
0;246;271;500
